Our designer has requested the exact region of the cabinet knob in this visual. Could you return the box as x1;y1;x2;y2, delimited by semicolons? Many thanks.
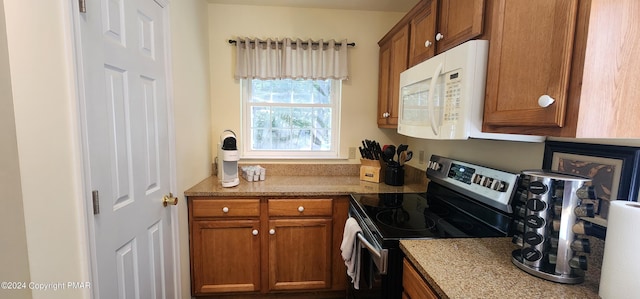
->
252;229;259;236
382;112;390;118
538;95;555;108
424;40;432;48
435;33;444;41
269;229;275;235
222;207;229;213
298;206;304;213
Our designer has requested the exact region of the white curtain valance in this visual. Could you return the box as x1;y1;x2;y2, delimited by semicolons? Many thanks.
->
234;37;350;80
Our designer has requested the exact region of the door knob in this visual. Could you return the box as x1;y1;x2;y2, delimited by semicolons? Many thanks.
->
162;193;178;207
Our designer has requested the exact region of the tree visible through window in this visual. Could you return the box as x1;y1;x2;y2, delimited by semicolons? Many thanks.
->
241;79;340;158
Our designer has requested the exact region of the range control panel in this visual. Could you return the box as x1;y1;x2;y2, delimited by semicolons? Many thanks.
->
426;155;519;213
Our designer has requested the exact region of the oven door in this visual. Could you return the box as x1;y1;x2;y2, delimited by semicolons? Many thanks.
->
357;232;388;275
348;206;392;298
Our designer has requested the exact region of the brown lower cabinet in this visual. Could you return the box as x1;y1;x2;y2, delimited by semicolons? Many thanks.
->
402;258;439;299
188;196;348;298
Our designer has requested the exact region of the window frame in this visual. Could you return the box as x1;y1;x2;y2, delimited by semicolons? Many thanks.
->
240;78;342;159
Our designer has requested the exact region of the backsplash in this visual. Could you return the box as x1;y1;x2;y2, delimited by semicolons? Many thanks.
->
213;161;429;185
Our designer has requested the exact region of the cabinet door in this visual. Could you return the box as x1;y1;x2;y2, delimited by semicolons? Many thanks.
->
483;0;579;128
268;218;333;291
191;220;261;295
436;0;485;53
402;259;438;299
377;25;409;128
409;0;437;67
378;41;392;126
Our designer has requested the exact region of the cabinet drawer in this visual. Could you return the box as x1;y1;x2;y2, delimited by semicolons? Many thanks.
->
192;199;260;218
268;199;332;217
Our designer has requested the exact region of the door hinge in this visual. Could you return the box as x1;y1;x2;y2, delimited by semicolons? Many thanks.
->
79;0;86;13
92;190;100;215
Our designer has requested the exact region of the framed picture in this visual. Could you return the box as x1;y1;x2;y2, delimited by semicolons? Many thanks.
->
543;141;640;227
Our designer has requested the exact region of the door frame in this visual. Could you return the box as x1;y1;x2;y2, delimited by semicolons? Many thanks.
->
67;0;181;298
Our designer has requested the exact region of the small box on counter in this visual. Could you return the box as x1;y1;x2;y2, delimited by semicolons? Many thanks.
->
240;165;266;182
360;159;383;183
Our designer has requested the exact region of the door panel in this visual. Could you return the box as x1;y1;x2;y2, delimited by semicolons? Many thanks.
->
79;0;175;298
484;0;578;127
268;218;332;291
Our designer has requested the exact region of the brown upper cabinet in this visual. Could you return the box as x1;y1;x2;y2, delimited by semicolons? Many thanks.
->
483;0;640;138
378;0;485;128
378;25;409;128
410;0;485;67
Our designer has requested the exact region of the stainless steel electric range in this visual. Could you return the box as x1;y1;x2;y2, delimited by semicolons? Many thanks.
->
347;155;520;299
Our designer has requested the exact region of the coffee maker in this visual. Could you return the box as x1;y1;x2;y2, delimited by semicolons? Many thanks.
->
217;130;239;187
511;170;596;284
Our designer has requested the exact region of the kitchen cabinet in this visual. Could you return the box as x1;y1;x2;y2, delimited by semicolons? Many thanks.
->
378;24;408;128
377;0;485;128
402;258;438;299
190;199;261;295
188;196;348;297
409;0;485;67
408;0;437;67
267;199;333;291
483;0;640;138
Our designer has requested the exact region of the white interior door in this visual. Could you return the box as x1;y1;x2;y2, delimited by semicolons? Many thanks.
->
77;0;177;298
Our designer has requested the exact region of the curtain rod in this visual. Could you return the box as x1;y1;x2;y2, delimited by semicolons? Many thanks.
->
228;39;355;47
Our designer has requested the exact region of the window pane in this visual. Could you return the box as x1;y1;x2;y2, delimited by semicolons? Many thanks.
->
312;81;331;104
292;81;312;104
271;107;291;128
271;80;292;103
252;129;271;149
292;107;313;129
251;106;270;128
312;129;331;150
251;80;273;103
313;108;331;129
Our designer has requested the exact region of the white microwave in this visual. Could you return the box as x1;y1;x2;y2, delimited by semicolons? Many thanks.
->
397;40;543;142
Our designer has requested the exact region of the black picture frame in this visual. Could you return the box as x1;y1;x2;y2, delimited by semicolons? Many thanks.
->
542;141;640;235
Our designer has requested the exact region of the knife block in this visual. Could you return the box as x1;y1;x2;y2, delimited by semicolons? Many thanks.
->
360;159;383;183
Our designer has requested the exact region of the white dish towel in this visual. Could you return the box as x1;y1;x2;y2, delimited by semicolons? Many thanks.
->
340;217;363;289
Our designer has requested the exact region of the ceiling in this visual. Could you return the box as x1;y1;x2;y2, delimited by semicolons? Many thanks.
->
206;0;420;12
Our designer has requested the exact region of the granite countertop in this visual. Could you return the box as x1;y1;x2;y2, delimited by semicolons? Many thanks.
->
184;175;425;197
400;238;600;299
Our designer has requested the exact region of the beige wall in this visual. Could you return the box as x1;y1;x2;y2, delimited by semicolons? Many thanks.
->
0;0;31;298
208;4;406;163
170;0;212;298
4;1;90;298
404;137;640;175
2;0;211;298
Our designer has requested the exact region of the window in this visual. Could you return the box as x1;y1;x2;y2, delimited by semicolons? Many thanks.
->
241;78;341;159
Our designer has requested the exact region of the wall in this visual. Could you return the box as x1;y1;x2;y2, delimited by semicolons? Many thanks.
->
207;4;406;163
170;0;212;298
3;1;90;298
0;0;31;297
404;137;640;175
2;1;211;298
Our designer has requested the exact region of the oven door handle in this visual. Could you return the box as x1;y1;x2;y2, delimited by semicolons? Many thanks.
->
357;232;388;275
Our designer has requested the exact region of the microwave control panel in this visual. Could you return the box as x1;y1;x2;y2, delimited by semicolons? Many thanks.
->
443;70;462;123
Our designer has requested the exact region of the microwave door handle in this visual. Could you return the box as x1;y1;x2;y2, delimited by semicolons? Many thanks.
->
428;62;443;136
